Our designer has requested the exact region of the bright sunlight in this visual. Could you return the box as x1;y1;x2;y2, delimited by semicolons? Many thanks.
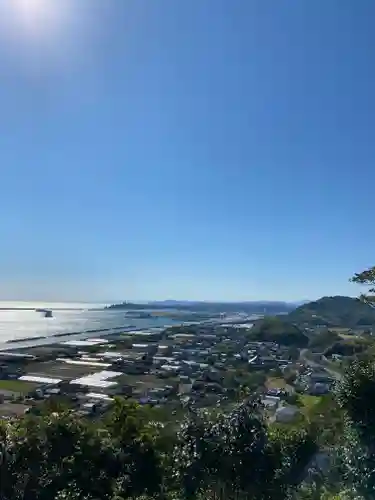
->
10;0;68;37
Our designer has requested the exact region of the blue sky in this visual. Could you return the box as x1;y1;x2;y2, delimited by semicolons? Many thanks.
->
0;0;374;303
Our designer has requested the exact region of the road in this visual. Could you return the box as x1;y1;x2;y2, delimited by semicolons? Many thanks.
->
300;349;343;381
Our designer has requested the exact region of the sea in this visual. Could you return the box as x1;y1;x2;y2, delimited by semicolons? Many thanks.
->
0;302;179;351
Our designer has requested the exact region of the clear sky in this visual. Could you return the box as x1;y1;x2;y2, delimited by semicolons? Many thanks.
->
0;0;374;303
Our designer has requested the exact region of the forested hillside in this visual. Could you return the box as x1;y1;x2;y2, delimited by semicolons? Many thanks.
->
249;316;309;347
286;295;375;327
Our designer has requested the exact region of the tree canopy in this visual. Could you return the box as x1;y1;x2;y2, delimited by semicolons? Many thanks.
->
308;329;341;351
0;397;320;500
286;296;375;328
249;317;309;347
351;266;375;306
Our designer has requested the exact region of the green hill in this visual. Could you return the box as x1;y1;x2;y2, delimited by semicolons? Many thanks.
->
249;317;309;347
286;295;375;328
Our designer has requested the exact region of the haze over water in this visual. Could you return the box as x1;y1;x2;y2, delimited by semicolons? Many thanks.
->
0;301;177;350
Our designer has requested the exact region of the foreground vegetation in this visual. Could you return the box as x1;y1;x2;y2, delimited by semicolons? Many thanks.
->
0;360;375;500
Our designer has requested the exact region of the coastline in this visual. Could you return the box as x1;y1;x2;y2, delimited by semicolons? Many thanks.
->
0;303;261;352
0;324;168;351
0;303;180;351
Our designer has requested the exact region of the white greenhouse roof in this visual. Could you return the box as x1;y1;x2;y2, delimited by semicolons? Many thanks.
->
70;370;122;388
61;338;108;347
101;351;127;358
19;375;62;385
86;392;114;401
57;358;111;368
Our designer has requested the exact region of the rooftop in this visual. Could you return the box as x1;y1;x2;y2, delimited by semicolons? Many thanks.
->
61;339;109;347
19;375;62;385
70;370;123;389
57;358;111;368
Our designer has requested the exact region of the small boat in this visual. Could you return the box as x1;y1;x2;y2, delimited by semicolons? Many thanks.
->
35;308;53;318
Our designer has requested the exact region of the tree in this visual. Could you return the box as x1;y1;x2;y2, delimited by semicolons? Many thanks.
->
173;399;317;500
337;359;375;440
104;398;171;498
288;296;375;328
334;358;375;499
351;266;375;306
317;268;375;498
308;330;341;352
249;317;309;347
0;401;166;500
0;411;120;500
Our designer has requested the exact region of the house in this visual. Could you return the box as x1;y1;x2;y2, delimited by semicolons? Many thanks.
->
275;406;299;423
266;388;283;397
160;364;180;375
261;397;279;411
309;382;330;395
132;343;156;353
309;372;333;385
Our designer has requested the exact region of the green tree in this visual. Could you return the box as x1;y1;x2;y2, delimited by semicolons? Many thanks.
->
308;330;340;352
318;269;375;498
173;400;317;500
335;358;375;499
0;411;120;500
305;395;344;447
249;317;309;347
0;401;166;500
351;266;375;306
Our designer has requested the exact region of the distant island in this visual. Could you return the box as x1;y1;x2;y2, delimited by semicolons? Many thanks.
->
106;300;296;315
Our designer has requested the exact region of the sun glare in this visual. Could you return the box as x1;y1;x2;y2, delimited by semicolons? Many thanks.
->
11;0;67;37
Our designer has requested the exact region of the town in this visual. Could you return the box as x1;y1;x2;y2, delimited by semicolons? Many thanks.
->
0;311;337;424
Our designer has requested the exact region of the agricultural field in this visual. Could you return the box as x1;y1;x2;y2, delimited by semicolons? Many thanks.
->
0;379;37;394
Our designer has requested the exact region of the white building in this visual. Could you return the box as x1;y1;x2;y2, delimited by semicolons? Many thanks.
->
70;370;123;394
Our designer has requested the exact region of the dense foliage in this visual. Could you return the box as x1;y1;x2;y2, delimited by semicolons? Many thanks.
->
286;296;375;328
335;359;375;499
173;401;317;500
250;317;309;347
351;266;375;306
0;399;168;500
0;398;318;500
308;330;341;351
324;338;372;358
2;354;375;500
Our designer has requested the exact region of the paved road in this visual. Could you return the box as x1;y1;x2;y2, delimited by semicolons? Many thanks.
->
300;349;343;381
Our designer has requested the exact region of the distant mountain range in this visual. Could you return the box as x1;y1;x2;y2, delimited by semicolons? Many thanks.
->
107;300;297;314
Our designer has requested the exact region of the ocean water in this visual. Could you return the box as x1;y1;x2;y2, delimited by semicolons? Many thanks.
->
0;302;177;350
